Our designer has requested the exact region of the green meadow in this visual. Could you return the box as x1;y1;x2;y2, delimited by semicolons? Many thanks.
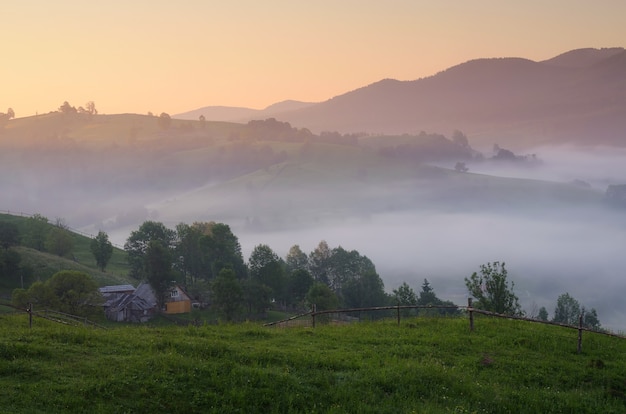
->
1;313;625;413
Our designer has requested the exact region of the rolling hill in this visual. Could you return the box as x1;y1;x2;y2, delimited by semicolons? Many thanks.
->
177;47;626;150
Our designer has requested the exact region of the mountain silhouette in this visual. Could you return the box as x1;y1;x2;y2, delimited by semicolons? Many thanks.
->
179;48;625;150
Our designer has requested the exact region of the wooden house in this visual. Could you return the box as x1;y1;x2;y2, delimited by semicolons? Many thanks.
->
164;285;192;314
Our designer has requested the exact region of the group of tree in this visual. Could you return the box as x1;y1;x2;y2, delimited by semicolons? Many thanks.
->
536;292;601;330
58;101;97;116
0;108;15;127
465;261;602;331
393;279;459;317
12;270;102;317
123;220;396;321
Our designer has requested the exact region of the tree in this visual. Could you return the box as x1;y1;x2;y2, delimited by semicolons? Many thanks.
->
308;240;332;284
45;226;74;257
305;282;339;312
0;221;19;250
47;270;102;316
210;268;243;322
552;292;580;326
342;269;387;318
454;162;469;173
393;282;418;317
417;279;438;306
200;222;246;279
582;307;601;331
58;101;77;115
125;221;176;279
286;269;314;309
12;270;101;317
145;240;173;310
248;244;286;304
85;101;97;115
465;261;522;316
537;306;549;321
158;112;172;130
91;231;113;272
23;214;49;251
285;244;308;274
452;130;469;148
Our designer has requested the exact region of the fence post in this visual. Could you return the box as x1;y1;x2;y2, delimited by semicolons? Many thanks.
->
28;303;33;329
397;304;400;326
312;304;316;328
468;298;474;332
577;313;583;354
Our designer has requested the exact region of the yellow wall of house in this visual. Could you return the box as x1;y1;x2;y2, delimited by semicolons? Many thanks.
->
165;300;191;314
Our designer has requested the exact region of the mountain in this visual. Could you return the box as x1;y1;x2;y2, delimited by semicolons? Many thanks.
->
174;100;316;122
178;48;625;150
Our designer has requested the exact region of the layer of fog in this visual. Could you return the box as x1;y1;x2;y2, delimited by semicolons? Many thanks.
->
465;145;626;190
236;207;626;332
5;144;626;331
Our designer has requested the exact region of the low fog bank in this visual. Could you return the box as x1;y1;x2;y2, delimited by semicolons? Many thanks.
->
464;145;626;190
236;208;626;333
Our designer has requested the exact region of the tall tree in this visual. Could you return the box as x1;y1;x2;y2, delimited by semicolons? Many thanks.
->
125;221;176;279
342;269;387;315
248;244;286;303
552;292;581;326
582;307;601;331
305;282;339;313
210;268;243;322
465;261;522;316
91;231;113;272
308;240;332;285
286;269;314;308
417;279;438;306
393;282;418;317
285;244;308;274
145;240;173;310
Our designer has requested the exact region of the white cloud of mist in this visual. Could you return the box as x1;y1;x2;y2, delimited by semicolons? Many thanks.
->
4;144;626;332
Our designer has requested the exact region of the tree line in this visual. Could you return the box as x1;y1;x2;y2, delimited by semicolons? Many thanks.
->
0;215;603;329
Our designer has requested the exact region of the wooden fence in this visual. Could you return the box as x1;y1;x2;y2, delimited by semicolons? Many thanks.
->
265;298;625;354
0;301;107;329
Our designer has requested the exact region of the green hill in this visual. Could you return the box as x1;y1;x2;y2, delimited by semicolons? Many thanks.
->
0;314;625;413
0;213;133;295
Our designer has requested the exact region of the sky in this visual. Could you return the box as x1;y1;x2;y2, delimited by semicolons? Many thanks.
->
2;0;625;118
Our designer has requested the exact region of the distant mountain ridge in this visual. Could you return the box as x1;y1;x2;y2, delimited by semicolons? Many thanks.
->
175;100;315;123
178;47;626;150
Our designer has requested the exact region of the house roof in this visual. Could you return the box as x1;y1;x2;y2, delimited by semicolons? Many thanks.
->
99;284;135;294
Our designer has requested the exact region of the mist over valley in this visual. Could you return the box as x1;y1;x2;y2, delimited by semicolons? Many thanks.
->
2;48;626;330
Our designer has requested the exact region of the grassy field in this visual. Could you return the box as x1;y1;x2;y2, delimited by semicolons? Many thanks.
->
1;313;625;413
0;213;133;294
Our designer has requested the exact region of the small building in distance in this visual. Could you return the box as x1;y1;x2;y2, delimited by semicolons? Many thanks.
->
165;285;192;314
99;283;157;323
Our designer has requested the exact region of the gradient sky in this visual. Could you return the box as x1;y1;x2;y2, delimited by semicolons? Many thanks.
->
2;0;625;118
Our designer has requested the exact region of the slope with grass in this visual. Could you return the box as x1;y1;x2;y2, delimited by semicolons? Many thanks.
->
0;314;625;413
0;213;132;291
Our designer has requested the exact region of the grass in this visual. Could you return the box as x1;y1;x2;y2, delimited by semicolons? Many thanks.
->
0;213;133;291
1;313;625;413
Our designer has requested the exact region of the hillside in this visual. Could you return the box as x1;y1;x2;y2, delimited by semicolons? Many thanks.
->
176;47;626;150
1;314;625;412
0;213;132;293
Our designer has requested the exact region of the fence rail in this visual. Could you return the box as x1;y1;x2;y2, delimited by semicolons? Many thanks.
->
265;300;625;353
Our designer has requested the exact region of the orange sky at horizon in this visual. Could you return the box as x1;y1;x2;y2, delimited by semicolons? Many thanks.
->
2;1;625;118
